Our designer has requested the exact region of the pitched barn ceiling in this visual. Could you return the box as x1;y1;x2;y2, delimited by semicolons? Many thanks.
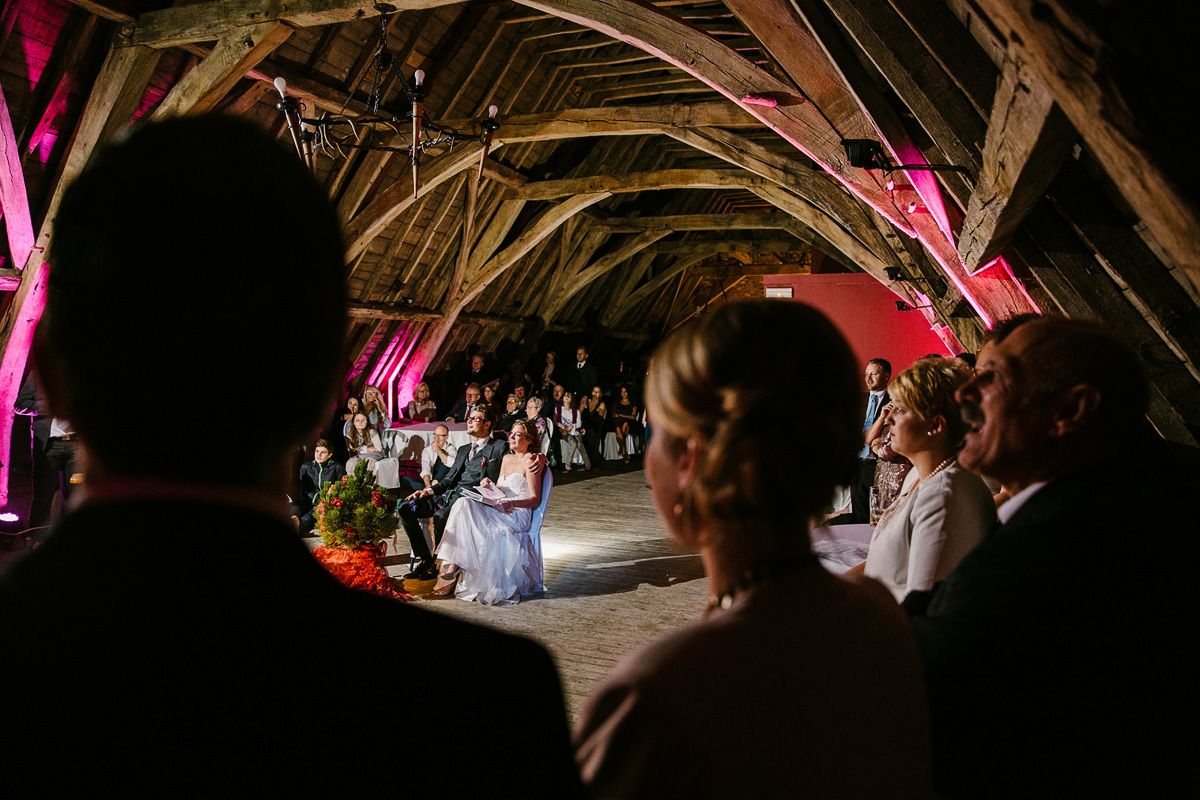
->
3;0;1200;468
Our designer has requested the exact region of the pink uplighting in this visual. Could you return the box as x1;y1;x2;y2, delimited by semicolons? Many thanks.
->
10;0;68;92
890;141;955;245
973;255;1042;316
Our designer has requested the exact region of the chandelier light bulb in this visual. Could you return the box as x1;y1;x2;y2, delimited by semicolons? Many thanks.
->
413;69;425;87
487;104;499;119
273;76;288;98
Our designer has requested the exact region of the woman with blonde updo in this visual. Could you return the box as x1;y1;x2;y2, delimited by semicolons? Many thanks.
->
574;300;929;799
860;357;995;602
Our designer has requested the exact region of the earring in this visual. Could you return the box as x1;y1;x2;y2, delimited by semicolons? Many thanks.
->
672;502;683;517
927;431;934;437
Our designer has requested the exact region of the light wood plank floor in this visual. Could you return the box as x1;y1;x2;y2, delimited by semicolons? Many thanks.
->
399;470;707;720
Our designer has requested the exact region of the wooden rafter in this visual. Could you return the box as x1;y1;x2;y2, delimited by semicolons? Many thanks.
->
957;48;1075;270
152;22;292;119
512;0;1034;326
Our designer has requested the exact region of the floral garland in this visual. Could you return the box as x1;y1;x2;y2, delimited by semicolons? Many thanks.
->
313;543;410;601
313;460;411;601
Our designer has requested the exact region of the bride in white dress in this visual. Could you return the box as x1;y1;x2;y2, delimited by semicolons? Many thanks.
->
433;420;546;605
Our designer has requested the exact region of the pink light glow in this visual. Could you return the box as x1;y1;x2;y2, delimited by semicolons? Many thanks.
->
972;255;1042;318
384;322;427;418
890;141;955;245
11;0;68;92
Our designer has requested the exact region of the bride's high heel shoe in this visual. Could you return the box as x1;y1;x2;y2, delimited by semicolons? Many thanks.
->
430;566;459;598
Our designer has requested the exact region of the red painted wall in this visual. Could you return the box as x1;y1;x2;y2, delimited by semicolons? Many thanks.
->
764;274;953;374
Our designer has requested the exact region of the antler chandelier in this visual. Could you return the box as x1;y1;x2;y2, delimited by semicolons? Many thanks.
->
273;3;500;197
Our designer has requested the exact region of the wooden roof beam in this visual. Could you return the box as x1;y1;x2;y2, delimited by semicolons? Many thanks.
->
593;211;796;232
121;0;463;49
152;22;292;119
976;0;1200;291
957;49;1076;271
513;0;1035;326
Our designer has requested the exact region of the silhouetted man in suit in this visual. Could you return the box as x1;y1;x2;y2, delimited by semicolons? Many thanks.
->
905;318;1196;798
569;345;599;398
13;372;79;529
0;116;581;796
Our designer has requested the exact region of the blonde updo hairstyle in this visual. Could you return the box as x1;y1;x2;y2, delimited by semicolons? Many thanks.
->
646;300;860;545
887;358;973;443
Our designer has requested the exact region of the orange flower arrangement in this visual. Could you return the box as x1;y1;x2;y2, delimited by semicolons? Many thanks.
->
312;461;410;601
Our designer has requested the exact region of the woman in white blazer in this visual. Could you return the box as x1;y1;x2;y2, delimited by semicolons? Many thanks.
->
862;357;996;602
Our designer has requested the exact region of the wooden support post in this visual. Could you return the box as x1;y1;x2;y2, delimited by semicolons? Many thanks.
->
0;40;160;505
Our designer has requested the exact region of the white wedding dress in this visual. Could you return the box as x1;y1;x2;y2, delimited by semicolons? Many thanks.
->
438;472;538;605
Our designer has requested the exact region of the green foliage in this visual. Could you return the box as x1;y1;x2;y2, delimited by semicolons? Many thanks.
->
315;460;394;549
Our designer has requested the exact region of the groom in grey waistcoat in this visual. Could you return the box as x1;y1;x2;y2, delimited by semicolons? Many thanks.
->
397;405;542;579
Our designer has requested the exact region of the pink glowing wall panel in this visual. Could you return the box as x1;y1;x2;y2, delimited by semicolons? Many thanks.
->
763;274;954;374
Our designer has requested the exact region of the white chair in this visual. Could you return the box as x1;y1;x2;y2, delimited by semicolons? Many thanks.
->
602;432;643;460
523;469;553;596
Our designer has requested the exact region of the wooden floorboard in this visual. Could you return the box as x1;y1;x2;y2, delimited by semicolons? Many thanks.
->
398;470;708;721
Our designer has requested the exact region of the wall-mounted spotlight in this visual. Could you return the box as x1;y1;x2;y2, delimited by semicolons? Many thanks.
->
895;300;933;312
842;138;972;180
885;267;928;283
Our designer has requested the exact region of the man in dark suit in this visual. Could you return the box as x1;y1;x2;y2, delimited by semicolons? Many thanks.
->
568;345;600;398
444;381;481;423
905;318;1195;798
13;372;79;529
397;404;533;579
829;357;890;524
0;117;582;796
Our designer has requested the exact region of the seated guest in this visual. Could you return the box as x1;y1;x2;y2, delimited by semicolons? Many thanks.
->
330;395;360;461
0;115;581;795
293;439;345;533
345;411;384;473
858;359;994;601
420;424;457;489
575;300;929;799
907;317;1196;798
481;383;500;418
445;382;481;424
405;382;437;422
581;384;607;465
432;419;546;604
610;384;639;462
557;391;591;471
362;385;388;431
497;393;524;432
524;396;553;455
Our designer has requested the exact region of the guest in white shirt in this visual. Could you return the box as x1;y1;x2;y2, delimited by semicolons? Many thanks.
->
860;357;995;602
420;424;458;489
556;391;592;472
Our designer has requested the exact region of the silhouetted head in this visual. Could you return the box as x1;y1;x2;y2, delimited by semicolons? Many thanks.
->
39;115;346;488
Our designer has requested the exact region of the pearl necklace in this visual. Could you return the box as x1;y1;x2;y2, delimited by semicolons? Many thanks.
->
704;554;816;616
875;455;957;527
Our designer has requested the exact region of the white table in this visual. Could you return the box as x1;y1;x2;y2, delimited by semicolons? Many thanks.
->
383;422;471;460
809;524;873;574
602;432;643;460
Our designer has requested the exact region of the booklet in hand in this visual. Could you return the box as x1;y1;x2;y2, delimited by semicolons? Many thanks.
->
461;482;506;508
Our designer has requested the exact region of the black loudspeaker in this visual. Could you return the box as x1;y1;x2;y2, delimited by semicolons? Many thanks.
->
842;139;889;170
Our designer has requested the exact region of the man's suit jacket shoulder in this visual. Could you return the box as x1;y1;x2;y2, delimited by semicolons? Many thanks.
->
0;500;584;795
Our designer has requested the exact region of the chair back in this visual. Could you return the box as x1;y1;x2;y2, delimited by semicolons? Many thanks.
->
524;469;553;595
